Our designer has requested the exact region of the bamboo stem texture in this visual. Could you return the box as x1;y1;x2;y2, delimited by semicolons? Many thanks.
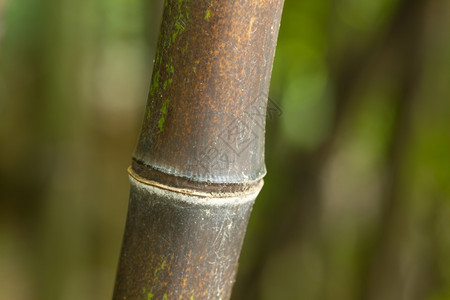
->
113;0;284;298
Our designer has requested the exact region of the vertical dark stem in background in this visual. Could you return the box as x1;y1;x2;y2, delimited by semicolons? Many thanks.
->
113;0;284;299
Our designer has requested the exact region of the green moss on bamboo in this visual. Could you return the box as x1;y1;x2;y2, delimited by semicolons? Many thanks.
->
158;99;170;132
171;0;189;43
163;57;175;90
153;257;166;278
150;69;160;95
150;0;187;95
149;49;162;101
149;1;191;131
143;256;169;299
182;41;189;55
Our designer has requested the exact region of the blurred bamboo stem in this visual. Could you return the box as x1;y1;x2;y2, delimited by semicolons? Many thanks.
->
113;0;284;298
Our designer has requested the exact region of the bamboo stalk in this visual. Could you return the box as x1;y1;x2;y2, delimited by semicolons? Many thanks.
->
113;0;284;298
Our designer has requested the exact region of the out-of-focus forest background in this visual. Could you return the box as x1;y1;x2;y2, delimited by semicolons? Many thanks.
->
0;0;449;299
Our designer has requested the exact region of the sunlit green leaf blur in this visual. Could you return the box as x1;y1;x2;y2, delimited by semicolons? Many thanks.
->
0;0;449;299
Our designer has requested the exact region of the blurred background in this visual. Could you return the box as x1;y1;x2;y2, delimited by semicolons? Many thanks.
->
0;0;449;299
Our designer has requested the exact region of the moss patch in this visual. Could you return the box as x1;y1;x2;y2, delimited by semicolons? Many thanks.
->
158;99;170;132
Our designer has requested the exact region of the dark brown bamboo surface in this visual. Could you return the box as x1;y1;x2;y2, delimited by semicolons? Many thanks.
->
133;0;284;191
